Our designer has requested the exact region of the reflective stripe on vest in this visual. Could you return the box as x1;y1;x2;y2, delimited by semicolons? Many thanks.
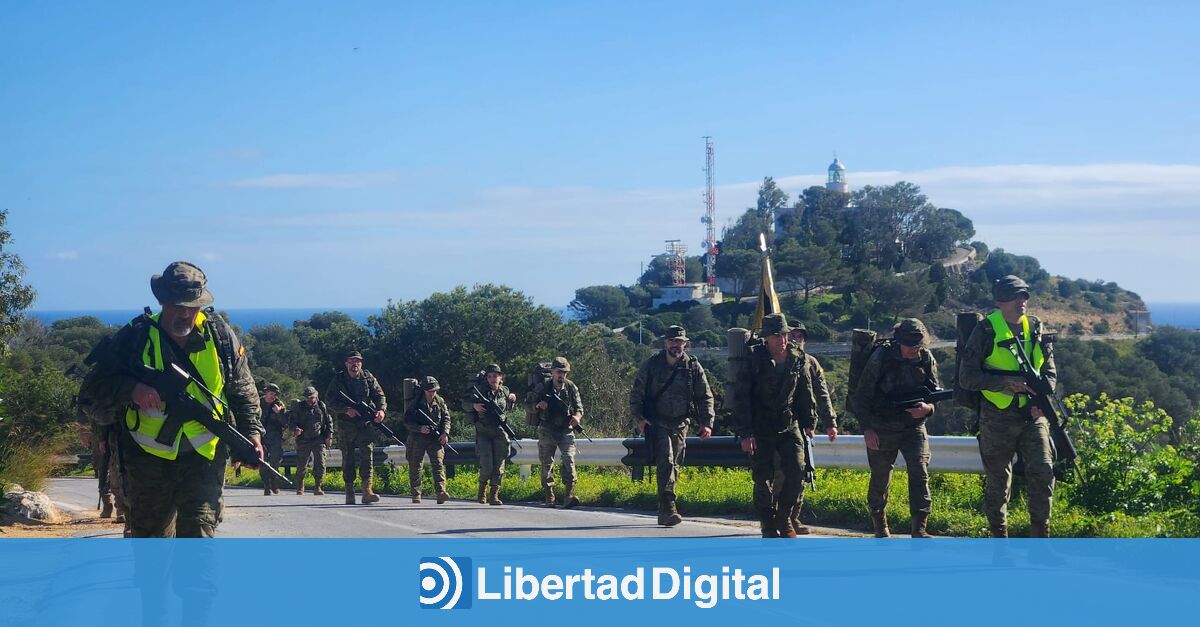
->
125;312;226;460
981;310;1045;410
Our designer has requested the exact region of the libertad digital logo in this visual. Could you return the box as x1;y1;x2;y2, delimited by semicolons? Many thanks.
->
418;556;473;610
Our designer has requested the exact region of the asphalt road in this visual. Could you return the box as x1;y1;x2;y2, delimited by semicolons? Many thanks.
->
44;476;794;539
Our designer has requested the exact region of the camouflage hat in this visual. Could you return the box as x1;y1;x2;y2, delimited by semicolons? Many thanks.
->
893;318;928;346
263;383;281;394
551;356;571;372
302;386;318;397
760;313;791;337
419;376;440;391
788;322;809;338
484;363;503;374
344;350;363;361
150;261;213;307
662;325;689;342
993;275;1031;301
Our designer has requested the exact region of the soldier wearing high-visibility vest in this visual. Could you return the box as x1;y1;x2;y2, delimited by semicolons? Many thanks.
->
81;261;264;537
959;275;1058;538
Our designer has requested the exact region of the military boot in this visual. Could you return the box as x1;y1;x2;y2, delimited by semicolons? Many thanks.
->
436;489;449;505
313;477;325;496
411;490;422;504
776;511;798;538
344;485;356;505
362;481;380;504
990;524;1008;538
790;500;810;535
488;485;504;506
759;509;780;538
264;487;272;496
659;500;682;526
295;471;306;495
100;494;115;518
543;486;557;507
911;512;932;538
561;485;579;510
871;511;891;538
477;482;488;504
1030;520;1050;538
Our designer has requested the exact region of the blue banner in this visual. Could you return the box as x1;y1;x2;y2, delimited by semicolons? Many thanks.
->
0;539;1194;626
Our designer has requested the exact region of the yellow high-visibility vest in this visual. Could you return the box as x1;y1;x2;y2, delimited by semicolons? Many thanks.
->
124;312;225;460
981;310;1045;410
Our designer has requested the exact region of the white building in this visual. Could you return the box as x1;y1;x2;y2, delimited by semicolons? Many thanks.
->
652;283;723;308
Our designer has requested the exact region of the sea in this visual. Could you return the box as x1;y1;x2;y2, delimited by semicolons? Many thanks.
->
29;306;576;329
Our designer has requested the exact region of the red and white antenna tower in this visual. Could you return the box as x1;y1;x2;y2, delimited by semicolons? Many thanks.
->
701;136;717;295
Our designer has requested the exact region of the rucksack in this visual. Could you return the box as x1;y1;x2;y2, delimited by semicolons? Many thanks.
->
846;329;896;418
401;377;420;415
525;362;553;425
954;312;984;415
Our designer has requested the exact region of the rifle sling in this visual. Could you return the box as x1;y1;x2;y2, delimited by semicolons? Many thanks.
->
140;315;223;447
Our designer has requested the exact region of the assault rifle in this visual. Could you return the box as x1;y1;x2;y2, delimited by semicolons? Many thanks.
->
543;387;593;443
470;384;523;448
996;337;1083;483
411;406;460;454
139;363;291;487
334;390;406;447
800;428;816;491
889;386;955;410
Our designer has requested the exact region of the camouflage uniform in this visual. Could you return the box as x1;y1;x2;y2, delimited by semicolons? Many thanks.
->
771;348;836;532
732;314;814;538
81;261;263;538
527;359;584;506
851;320;940;537
260;386;288;495
462;370;515;503
325;364;387;502
959;276;1057;537
404;380;451;503
90;422;126;521
288;392;333;494
629;332;715;523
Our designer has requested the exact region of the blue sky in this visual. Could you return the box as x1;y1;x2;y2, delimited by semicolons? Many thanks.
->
4;1;1198;310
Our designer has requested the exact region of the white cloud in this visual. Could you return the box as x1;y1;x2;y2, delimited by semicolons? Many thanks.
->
228;172;403;189
200;252;222;262
50;250;79;261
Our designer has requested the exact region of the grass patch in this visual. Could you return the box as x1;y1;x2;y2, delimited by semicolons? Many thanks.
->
0;430;75;493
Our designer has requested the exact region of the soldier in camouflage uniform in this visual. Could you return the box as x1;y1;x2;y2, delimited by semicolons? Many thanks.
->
404;376;451;504
90;422;126;522
80;261;264;537
852;318;940;538
325;350;387;505
771;323;838;535
260;383;288;495
463;364;518;505
527;357;584;509
733;314;816;538
289;386;332;495
959;275;1058;538
630;325;715;527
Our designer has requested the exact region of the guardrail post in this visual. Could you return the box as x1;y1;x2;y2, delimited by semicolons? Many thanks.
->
519;465;531;481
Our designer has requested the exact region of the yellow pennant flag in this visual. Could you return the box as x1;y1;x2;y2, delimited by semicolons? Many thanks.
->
752;233;781;331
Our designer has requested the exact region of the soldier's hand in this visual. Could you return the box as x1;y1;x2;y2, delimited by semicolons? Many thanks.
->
697;425;712;439
906;402;934;419
1031;405;1045;419
864;429;880;451
740;436;756;455
805;428;816;439
420;426;431;434
1005;379;1035;395
374;410;385;423
294;427;304;437
569;416;581;429
235;435;265;470
132;382;163;411
826;426;839;442
473;403;487;413
325;436;333;447
535;401;549;411
346;407;360;418
98;440;108;455
638;419;649;434
507;393;517;404
439;434;449;446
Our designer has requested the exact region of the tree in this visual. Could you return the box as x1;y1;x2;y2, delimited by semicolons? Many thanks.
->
981;249;1050;289
797;186;850;247
714;249;759;297
720;178;786;251
0;209;36;347
569;285;630;323
909;207;975;263
638;255;703;288
293;311;373;385
682;303;719;334
774;240;845;302
244;323;318;383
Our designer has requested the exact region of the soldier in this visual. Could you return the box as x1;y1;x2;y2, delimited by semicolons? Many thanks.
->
733;314;817;538
90;423;126;522
325;350;387;505
959;275;1058;538
528;357;584;509
771;323;839;535
260;383;288;495
630;325;715;527
289;386;332;496
851;318;940;538
79;261;264;537
403;376;451;504
463;364;517;506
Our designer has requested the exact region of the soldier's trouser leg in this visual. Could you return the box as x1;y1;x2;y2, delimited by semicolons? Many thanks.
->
1020;418;1055;525
264;435;283;491
653;426;687;504
537;430;559;489
106;435;127;517
898;426;933;517
296;441;313;489
428;440;447;494
477;432;495;488
559;432;577;489
312;444;327;485
866;436;901;515
122;433;227;538
979;415;1024;531
486;431;510;486
406;436;424;493
340;444;358;488
751;432;802;515
357;440;374;487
